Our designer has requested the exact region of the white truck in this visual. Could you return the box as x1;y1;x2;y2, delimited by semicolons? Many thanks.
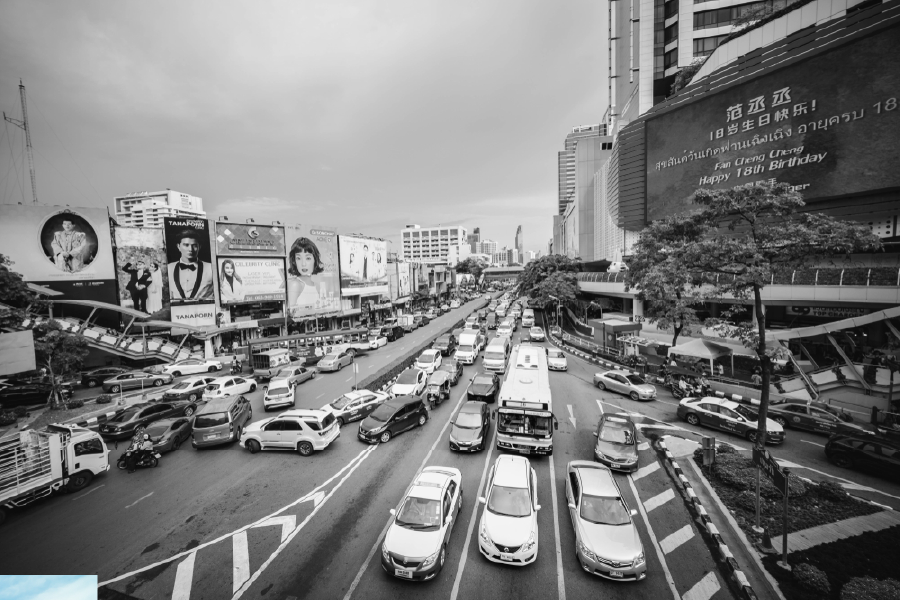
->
455;330;482;365
0;424;110;525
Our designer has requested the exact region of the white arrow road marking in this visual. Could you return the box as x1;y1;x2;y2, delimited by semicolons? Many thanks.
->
567;404;575;428
171;552;196;600
125;492;153;509
254;515;297;543
233;531;250;594
596;399;604;414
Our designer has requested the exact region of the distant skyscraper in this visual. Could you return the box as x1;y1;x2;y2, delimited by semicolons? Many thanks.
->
557;124;609;215
467;227;481;253
514;225;523;259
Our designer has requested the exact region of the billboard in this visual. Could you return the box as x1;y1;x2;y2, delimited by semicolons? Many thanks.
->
170;304;217;328
285;225;341;318
163;217;215;305
338;235;389;296
397;262;412;298
0;205;115;282
113;226;170;314
215;223;286;256
645;25;900;221
217;258;286;305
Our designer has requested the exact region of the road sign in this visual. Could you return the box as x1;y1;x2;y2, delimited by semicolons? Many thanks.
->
752;446;788;495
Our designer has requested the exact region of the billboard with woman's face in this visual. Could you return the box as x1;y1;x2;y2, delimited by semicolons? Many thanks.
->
217;258;286;305
338;235;389;296
285;225;341;318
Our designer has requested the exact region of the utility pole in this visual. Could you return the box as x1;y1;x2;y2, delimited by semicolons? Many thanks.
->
4;80;38;203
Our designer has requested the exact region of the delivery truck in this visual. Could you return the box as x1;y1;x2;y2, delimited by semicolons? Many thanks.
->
0;424;110;525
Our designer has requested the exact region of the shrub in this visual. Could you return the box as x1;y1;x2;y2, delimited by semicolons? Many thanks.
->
95;394;114;405
0;411;16;426
816;480;850;503
717;443;737;454
735;490;759;511
65;399;85;409
794;563;831;597
841;576;900;600
12;406;28;418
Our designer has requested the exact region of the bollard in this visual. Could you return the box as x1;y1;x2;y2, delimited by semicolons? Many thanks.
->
702;436;716;466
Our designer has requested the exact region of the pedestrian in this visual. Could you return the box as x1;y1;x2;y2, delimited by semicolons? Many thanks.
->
699;375;710;396
751;372;763;386
716;363;724;377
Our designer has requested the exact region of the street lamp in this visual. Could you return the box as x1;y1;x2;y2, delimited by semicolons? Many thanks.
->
548;294;561;330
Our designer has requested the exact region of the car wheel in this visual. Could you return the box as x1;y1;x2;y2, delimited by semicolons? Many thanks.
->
596;382;606;390
234;426;243;441
247;440;261;454
830;452;853;468
438;546;446;569
65;471;93;492
188;393;198;402
772;416;788;428
208;366;217;373
173;437;182;451
249;383;257;392
116;458;127;470
110;385;121;393
298;441;314;456
184;406;195;417
629;392;640;401
746;430;759;443
379;431;392;443
685;413;700;426
171;371;182;378
87;379;97;388
337;417;345;427
418;414;427;427
153;379;164;387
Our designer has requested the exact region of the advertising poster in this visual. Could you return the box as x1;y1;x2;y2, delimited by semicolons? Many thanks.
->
215;223;286;256
397;262;412;298
338;235;389;296
163;217;215;305
113;226;169;314
170;304;217;328
0;205;115;282
285;225;342;319
217;258;286;305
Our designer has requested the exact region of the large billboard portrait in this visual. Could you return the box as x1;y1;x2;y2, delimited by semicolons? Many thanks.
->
113;226;170;314
163;217;215;305
285;225;341;318
217;258;286;305
398;262;412;298
0;205;115;282
338;235;389;296
215;223;286;256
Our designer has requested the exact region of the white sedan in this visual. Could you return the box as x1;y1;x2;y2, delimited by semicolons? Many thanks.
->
203;376;257;401
478;455;540;566
369;335;388;349
391;368;427;397
163;358;223;377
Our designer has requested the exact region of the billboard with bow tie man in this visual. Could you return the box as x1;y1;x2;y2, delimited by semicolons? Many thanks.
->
163;217;215;305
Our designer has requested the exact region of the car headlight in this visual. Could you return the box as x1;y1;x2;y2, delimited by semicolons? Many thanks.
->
522;532;536;553
578;541;597;562
595;450;607;460
632;551;645;568
422;548;440;567
479;523;490;544
472;437;483;446
381;542;390;560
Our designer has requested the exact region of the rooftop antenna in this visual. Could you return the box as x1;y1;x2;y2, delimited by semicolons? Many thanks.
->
3;80;38;203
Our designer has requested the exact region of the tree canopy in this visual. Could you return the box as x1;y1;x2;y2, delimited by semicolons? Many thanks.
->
531;271;579;311
454;257;487;282
518;254;581;304
33;321;90;408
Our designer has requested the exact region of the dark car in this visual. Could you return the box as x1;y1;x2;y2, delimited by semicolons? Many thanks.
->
466;372;499;404
449;401;490;452
145;417;193;453
357;395;428;444
433;334;457;357
767;401;872;437
436;357;464;386
101;370;174;393
825;434;900;480
162;376;217;403
372;325;404;342
0;383;73;408
81;366;130;388
98;400;197;440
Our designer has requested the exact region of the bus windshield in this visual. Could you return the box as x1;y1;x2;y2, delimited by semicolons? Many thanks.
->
498;411;552;436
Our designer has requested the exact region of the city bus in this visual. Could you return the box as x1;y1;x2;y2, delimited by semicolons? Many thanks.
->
495;344;558;455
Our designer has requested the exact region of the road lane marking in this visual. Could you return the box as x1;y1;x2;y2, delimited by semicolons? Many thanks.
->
642;488;675;513
659;524;694;554
549;450;566;600
368;365;375;369
233;531;250;594
344;384;471;600
255;515;298;542
567;404;575;428
346;376;353;382
683;571;721;600
633;461;660;481
638;442;650;451
801;440;825;448
171;552;196;600
596;399;604;414
73;484;104;500
99;445;375;588
626;475;679;599
125;492;153;509
316;393;324;399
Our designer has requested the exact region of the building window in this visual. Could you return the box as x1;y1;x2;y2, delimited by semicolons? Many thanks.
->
664;0;679;18
664;22;679;43
693;34;729;56
693;0;793;29
664;48;678;69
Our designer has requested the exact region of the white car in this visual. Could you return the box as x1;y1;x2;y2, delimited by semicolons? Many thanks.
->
263;381;295;411
203;376;257;401
416;349;443;374
547;348;568;371
369;335;388;349
381;466;463;581
323;389;391;426
392;368;427;397
478;455;540;566
450;300;461;309
455;345;478;365
164;358;223;377
528;327;545;342
240;409;339;456
497;324;513;338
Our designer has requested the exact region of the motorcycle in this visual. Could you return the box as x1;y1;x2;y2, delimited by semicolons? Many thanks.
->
116;448;161;470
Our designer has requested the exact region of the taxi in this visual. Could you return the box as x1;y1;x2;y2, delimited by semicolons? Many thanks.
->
677;396;785;444
766;401;873;436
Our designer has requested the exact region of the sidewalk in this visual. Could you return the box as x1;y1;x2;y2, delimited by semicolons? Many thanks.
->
778;510;900;553
663;435;787;600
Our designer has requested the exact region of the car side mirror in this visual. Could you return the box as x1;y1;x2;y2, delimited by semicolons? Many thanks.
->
491;411;496;421
445;516;453;525
630;509;638;516
554;422;559;431
478;496;486;504
535;504;541;511
389;508;396;516
592;430;598;437
568;503;576;510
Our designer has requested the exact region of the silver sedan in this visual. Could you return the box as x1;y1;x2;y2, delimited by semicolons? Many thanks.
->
593;370;657;401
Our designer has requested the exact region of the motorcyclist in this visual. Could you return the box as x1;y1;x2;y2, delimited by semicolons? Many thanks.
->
129;434;154;473
698;375;711;397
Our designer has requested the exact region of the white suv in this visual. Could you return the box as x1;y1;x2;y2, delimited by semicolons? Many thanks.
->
240;409;339;456
416;349;443;374
478;455;540;566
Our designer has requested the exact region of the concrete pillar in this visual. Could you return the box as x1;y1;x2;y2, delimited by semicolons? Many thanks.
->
204;338;214;359
632;298;645;323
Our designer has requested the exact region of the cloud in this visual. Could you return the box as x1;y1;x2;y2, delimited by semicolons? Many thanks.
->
0;576;96;600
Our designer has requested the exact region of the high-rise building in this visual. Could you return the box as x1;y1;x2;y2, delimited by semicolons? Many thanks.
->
467;227;481;253
478;239;498;257
114;190;205;228
558;124;611;215
401;224;468;264
514;225;523;259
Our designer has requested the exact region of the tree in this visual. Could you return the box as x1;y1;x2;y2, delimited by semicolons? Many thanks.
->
0;253;40;328
33;321;90;409
454;257;487;284
518;254;581;300
627;220;706;346
532;271;579;311
640;182;881;449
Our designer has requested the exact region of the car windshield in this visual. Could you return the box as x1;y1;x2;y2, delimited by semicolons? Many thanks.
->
331;394;355;410
498;412;552;436
548;350;564;359
487;485;531;517
580;495;631;526
396;370;420;385
395;496;441;529
438;363;455;372
599;425;635;445
322;354;338;361
109;409;139;423
531;328;542;333
626;375;646;385
145;424;170;438
275;369;294;378
194;413;229;428
368;329;381;336
268;386;290;396
458;345;474;353
171;382;191;390
455;412;482;428
368;404;396;423
472;376;494;386
735;405;757;421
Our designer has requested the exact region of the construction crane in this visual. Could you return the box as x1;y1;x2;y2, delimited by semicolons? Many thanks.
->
3;79;38;204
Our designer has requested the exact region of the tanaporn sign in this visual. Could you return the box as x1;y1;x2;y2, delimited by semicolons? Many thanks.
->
170;303;216;328
645;26;900;221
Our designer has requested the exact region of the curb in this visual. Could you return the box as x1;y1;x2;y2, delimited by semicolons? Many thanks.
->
657;438;759;600
72;407;127;428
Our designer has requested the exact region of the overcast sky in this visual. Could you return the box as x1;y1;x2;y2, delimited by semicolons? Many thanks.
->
0;1;605;253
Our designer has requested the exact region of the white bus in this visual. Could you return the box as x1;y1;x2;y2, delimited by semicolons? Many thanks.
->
496;344;558;455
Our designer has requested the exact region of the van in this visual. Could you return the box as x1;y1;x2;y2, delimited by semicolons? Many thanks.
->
456;331;481;365
486;313;498;330
191;395;253;448
522;308;535;327
483;337;511;373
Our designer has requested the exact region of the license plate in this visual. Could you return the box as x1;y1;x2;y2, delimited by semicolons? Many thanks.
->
610;570;623;578
205;434;219;440
519;448;530;455
500;553;513;561
154;453;162;458
395;569;412;579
